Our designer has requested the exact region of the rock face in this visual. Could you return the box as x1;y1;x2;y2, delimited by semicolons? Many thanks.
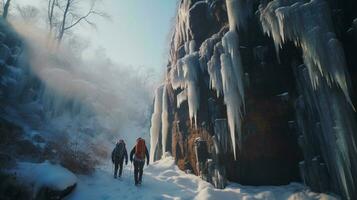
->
150;0;357;199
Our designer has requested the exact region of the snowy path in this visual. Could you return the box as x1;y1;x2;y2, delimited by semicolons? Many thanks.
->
66;157;338;200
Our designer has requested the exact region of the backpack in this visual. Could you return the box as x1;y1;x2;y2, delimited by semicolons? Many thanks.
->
135;138;146;160
115;141;125;160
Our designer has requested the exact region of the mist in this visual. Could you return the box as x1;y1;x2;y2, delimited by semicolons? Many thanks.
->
7;17;161;159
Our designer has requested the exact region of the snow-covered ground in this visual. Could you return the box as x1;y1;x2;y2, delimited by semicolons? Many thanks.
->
66;157;339;200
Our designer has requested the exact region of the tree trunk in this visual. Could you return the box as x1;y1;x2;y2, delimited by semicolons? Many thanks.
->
3;0;11;19
58;0;71;44
48;0;56;34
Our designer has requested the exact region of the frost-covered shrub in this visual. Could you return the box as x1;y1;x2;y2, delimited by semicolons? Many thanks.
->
57;145;98;175
0;172;31;200
45;135;99;175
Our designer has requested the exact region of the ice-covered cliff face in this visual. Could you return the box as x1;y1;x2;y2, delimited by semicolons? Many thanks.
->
150;0;357;199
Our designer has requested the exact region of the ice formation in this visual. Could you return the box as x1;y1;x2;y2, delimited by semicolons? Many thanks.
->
182;52;200;126
220;52;243;159
295;64;357;200
222;31;245;104
199;34;220;72
177;89;188;108
168;0;247;159
171;1;192;60
161;84;169;156
201;35;224;97
170;59;185;90
169;44;201;127
207;46;223;97
259;0;353;106
150;86;164;163
213;1;246;159
184;0;247;159
225;0;253;30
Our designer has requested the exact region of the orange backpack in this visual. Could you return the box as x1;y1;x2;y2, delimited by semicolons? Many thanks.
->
135;138;146;160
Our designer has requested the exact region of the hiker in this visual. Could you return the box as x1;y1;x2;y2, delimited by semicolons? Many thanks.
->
111;139;128;179
130;137;149;185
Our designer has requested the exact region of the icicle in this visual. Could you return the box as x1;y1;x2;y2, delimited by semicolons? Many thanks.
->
182;52;200;127
199;34;221;62
149;86;164;163
207;43;223;97
220;53;243;160
161;84;169;157
189;40;196;54
172;0;193;59
170;60;185;90
170;49;200;127
259;0;354;108
177;89;188;108
225;0;253;31
222;31;245;105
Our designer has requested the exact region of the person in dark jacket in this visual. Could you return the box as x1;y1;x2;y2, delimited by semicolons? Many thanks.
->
130;137;149;185
112;139;128;178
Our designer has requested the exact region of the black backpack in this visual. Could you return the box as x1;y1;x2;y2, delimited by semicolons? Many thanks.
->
114;142;125;160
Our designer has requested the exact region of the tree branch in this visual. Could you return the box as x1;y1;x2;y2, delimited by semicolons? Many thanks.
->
64;9;107;31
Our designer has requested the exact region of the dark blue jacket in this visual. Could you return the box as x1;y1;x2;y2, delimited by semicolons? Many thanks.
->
112;143;128;164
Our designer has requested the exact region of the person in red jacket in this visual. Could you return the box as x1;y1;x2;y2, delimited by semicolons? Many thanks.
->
130;137;149;185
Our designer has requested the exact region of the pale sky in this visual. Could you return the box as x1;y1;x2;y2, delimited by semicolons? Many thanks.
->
14;0;178;70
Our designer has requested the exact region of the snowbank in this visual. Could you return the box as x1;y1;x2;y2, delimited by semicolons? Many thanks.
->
14;161;77;197
67;156;339;200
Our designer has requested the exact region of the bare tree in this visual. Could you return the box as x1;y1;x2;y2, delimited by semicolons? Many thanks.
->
2;0;12;19
47;0;57;35
55;0;108;43
16;5;39;24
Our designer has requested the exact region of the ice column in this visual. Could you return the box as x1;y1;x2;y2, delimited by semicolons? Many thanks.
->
150;86;164;163
161;84;169;156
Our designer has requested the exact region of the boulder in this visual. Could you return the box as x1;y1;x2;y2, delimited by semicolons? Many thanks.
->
13;161;77;199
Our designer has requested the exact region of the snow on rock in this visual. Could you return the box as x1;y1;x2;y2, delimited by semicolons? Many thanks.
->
259;0;353;106
150;86;164;163
14;161;77;197
67;156;339;200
